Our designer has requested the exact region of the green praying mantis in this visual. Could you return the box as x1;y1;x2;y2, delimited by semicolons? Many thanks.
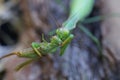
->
0;0;94;71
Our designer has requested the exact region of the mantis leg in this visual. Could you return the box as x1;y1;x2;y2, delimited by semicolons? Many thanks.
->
31;42;42;57
15;59;34;71
60;34;74;56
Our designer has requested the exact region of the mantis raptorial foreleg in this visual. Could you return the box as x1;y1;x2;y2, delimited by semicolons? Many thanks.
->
31;42;42;57
60;34;74;56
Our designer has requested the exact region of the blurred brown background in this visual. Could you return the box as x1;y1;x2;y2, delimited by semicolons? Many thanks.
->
0;0;120;80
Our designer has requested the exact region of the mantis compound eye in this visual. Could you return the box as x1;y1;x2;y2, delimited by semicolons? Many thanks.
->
56;28;70;41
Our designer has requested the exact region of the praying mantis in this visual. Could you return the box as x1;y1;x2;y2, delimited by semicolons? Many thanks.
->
0;0;94;71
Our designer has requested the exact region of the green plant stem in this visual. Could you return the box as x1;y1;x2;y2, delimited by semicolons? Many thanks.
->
78;25;102;54
82;14;120;24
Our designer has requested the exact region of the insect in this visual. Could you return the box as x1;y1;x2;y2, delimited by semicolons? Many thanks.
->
0;28;74;71
0;0;94;71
